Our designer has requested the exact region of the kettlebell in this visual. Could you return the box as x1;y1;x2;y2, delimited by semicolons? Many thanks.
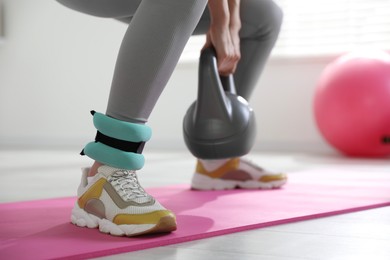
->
183;48;257;159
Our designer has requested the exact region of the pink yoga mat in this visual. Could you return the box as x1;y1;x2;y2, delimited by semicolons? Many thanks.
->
1;168;389;259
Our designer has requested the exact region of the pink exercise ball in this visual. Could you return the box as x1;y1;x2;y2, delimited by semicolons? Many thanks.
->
314;50;390;157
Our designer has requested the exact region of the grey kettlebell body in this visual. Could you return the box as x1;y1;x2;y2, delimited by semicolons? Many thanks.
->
183;48;257;159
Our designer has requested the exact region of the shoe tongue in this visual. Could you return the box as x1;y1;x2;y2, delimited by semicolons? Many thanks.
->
97;165;151;203
97;165;127;178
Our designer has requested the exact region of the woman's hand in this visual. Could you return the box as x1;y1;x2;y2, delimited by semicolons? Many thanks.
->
203;24;240;75
204;0;241;76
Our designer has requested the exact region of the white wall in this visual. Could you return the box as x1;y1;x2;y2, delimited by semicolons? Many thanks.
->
0;0;335;153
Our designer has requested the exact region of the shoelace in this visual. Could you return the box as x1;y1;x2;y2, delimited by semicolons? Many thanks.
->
108;170;149;201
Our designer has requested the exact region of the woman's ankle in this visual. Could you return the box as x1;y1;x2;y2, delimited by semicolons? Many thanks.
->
88;161;104;177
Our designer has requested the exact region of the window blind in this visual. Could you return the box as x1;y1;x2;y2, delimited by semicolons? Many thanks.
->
274;0;390;57
180;0;390;60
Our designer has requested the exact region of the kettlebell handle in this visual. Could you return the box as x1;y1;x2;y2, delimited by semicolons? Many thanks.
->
200;48;237;94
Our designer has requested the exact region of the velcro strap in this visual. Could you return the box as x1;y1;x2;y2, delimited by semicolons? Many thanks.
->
81;142;145;170
95;131;145;153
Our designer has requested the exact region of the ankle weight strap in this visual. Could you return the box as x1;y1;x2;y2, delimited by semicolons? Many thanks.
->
81;111;152;170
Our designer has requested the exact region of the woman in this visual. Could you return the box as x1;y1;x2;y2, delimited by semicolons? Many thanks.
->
57;0;286;237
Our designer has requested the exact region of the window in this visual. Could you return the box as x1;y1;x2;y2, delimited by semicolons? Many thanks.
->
180;0;390;61
274;0;390;57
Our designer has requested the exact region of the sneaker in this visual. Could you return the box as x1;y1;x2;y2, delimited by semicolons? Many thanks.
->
71;165;177;236
191;158;287;190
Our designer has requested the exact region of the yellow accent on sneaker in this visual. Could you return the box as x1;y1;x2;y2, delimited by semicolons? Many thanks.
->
259;173;287;183
196;158;240;179
78;178;106;208
113;210;175;225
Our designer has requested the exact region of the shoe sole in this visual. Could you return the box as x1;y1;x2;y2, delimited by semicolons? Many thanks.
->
191;173;287;190
71;203;177;237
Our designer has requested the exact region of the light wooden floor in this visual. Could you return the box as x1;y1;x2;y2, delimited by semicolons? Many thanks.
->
1;149;389;260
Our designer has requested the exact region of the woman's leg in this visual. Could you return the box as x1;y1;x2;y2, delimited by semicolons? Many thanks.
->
234;0;283;100
59;0;208;172
106;1;208;123
58;0;208;123
190;0;286;191
57;0;208;236
193;0;283;100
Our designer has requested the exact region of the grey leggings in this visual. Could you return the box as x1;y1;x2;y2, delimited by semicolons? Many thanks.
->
57;0;283;123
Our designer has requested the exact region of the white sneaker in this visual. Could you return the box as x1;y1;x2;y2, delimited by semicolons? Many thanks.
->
71;165;176;236
192;158;287;190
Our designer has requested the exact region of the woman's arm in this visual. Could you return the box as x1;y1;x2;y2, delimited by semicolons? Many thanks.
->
204;0;241;76
227;0;241;58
